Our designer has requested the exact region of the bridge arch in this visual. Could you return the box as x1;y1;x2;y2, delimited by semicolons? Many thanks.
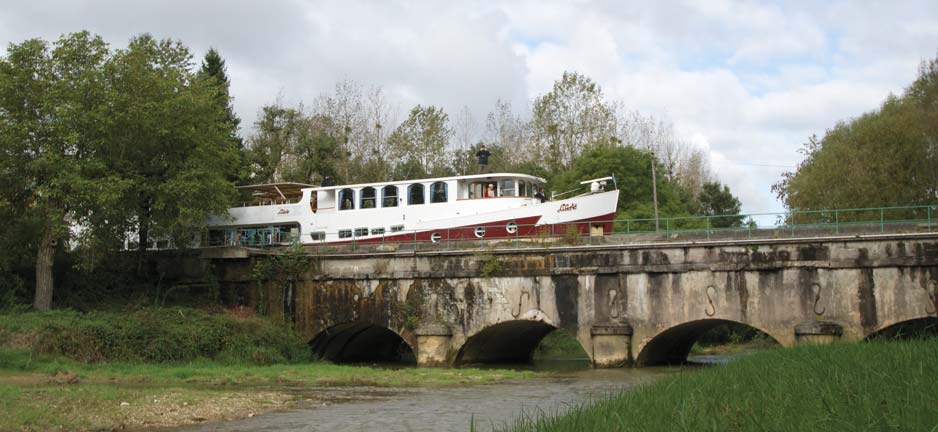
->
309;321;414;363
455;319;572;365
635;319;781;366
864;317;938;340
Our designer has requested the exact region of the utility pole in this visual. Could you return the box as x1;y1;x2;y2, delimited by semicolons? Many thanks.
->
651;152;660;232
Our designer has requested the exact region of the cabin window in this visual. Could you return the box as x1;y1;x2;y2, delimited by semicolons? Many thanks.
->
360;187;376;209
310;231;326;241
499;179;515;197
390;225;404;232
430;182;447;203
371;227;385;235
354;227;368;237
338;230;352;239
469;182;484;199
408;184;425;205
382;185;398;207
339;189;355;210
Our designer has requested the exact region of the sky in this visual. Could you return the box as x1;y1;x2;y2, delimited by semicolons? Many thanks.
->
2;0;937;214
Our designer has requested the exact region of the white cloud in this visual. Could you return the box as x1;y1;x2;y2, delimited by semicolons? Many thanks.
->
2;0;937;214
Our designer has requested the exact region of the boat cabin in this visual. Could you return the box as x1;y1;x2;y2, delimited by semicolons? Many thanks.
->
205;173;550;247
313;173;545;212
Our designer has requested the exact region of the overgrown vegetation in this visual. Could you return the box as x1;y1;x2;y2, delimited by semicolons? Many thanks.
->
534;329;588;359
250;243;309;315
0;308;309;365
502;340;938;432
477;253;503;277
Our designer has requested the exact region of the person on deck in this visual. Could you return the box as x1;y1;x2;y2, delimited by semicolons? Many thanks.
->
321;176;335;187
486;183;496;198
534;188;547;203
476;145;491;173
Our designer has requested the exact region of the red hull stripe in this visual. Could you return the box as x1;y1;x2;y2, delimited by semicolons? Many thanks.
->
325;212;616;245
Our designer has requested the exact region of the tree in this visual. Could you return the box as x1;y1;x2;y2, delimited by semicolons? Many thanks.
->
387;105;452;178
551;147;691;220
106;34;238;257
0;32;125;309
247;104;305;183
530;71;618;170
281;114;341;184
198;48;245;183
774;52;938;213
484;99;531;167
696;182;744;227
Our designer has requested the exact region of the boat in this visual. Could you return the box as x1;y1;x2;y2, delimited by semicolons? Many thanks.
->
204;173;619;247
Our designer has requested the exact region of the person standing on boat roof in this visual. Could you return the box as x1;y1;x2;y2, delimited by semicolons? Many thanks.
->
476;145;491;173
534;188;547;203
321;175;335;187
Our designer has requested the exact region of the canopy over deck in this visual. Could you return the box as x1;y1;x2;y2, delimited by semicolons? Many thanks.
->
237;182;313;199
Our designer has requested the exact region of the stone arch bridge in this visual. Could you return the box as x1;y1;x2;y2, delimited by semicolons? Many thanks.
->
208;233;938;367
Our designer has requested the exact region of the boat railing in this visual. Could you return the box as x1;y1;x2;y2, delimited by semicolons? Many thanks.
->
223;204;938;254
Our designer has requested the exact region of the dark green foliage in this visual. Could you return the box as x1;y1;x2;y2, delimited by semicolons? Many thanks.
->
552;146;692;220
198;48;245;183
107;34;240;250
503;340;938;432
0;308;310;364
1;33;246;309
696;182;744;227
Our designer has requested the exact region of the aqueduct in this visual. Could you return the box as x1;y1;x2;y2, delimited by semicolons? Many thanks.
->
205;232;938;367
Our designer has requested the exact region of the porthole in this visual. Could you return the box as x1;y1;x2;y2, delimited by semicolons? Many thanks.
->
506;222;518;234
474;226;486;238
431;232;442;243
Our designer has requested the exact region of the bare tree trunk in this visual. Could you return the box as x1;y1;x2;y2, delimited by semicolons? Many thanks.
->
33;224;56;310
137;198;151;273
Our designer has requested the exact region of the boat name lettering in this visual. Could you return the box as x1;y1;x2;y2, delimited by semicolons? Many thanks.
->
557;203;577;213
277;208;290;215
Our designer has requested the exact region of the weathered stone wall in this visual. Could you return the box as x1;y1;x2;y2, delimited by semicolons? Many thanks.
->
209;233;938;367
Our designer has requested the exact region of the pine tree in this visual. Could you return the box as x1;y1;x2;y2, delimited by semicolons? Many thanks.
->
199;48;245;183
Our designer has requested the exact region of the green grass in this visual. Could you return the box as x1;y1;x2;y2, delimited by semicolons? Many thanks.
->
501;340;938;432
0;348;533;388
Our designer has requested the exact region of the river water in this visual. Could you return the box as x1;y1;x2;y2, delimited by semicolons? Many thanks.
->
178;359;693;432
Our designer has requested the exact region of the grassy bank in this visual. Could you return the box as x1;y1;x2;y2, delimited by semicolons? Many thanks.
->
503;340;938;432
0;309;535;431
0;308;310;364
